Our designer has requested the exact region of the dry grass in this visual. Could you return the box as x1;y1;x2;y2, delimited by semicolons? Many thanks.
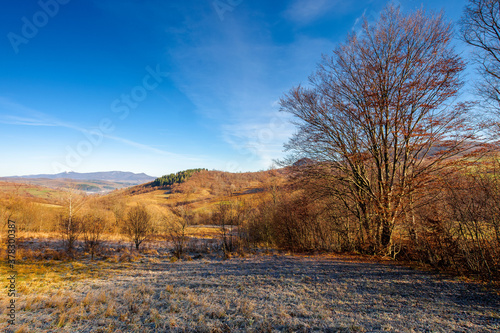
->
185;226;224;239
1;254;499;332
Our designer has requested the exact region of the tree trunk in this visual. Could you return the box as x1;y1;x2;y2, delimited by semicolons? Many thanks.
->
380;222;392;250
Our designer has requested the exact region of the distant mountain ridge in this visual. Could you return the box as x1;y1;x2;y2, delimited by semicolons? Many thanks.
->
6;171;155;183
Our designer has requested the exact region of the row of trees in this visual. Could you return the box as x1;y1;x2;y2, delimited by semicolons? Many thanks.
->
58;201;160;257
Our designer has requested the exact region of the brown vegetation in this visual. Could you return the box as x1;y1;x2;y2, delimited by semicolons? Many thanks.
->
123;204;153;251
280;5;483;255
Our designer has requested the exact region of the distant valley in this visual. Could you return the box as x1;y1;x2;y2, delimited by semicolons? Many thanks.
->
0;171;156;193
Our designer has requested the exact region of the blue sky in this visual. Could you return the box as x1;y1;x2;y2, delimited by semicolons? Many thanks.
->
0;0;469;177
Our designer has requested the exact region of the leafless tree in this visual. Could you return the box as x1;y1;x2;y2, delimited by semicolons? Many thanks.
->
213;201;234;255
460;0;500;111
123;204;152;251
280;5;480;253
81;210;107;260
59;213;82;256
444;162;500;278
212;199;248;255
59;189;86;255
168;205;192;257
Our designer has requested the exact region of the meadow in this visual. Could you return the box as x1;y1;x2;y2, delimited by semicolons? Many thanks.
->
1;233;500;333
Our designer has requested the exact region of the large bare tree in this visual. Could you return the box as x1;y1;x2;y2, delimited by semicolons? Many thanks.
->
460;0;500;111
280;6;478;253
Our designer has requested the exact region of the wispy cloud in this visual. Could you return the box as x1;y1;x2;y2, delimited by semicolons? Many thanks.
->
283;0;352;24
0;115;59;127
103;134;199;160
166;8;336;170
0;97;65;127
352;8;368;34
220;110;295;169
0;97;191;159
352;4;393;35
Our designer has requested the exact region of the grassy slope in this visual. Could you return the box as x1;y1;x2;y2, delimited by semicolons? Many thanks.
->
106;169;286;216
0;181;65;204
0;168;285;208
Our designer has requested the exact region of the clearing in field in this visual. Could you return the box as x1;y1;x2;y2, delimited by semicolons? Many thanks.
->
1;252;499;333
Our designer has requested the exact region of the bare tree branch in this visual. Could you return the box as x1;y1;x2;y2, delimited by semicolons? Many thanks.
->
280;5;483;253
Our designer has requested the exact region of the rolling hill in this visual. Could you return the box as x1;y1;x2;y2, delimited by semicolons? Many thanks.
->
4;171;155;183
0;171;156;194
